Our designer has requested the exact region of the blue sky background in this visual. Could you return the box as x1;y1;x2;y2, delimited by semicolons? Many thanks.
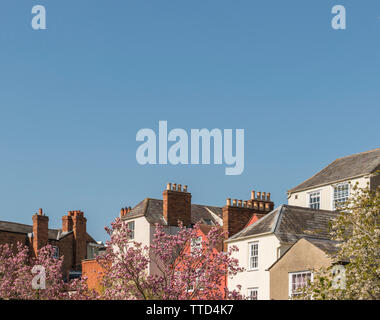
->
0;1;379;241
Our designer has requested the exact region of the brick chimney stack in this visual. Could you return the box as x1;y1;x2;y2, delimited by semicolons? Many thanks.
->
223;189;274;240
62;210;74;232
63;210;87;270
163;182;192;227
32;208;49;257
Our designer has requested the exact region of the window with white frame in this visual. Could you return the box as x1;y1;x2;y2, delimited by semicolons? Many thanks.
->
308;191;320;209
289;271;313;298
248;242;259;270
191;236;202;252
333;183;349;210
53;246;59;259
247;288;258;300
127;221;135;239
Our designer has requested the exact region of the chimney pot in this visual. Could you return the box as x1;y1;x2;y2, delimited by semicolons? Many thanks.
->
183;185;188;192
167;183;172;190
262;192;266;200
173;183;177;191
238;200;242;207
243;200;247;208
251;191;255;200
38;208;43;216
226;198;231;206
267;192;271;201
178;184;182;192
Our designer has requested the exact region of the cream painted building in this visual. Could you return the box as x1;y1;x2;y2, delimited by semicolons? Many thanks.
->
288;148;380;211
226;205;337;300
268;237;337;300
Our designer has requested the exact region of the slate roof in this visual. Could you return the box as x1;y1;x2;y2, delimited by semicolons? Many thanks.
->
0;220;73;240
304;237;339;255
267;237;339;270
289;148;380;193
121;198;223;226
228;205;337;244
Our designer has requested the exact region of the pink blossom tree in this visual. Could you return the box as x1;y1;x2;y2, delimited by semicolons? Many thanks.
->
0;242;97;300
97;218;244;300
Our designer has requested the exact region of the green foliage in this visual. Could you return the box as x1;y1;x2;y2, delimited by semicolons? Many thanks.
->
299;182;380;300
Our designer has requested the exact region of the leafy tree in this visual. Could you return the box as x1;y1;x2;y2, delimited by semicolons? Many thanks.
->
299;183;380;300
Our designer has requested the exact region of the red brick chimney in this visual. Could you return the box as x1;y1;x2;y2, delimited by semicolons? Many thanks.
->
63;210;87;270
163;183;192;227
62;211;73;232
32;208;49;257
223;190;274;239
72;210;87;270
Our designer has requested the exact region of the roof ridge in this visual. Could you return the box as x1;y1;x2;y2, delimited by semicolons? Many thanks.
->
0;220;32;227
288;148;380;193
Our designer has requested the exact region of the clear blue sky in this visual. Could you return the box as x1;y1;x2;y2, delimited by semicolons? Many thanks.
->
1;1;379;241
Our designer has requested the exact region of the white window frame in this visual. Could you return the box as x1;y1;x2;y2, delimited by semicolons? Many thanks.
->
190;236;203;252
127;221;135;239
247;287;258;300
332;183;350;210
248;241;259;271
53;246;59;259
308;190;321;210
288;271;313;298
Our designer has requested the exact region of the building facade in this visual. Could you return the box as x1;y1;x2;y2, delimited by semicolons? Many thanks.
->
288;148;380;210
226;205;337;300
0;208;100;278
268;237;337;300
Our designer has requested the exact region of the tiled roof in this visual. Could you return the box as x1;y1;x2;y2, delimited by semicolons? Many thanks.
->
121;198;223;226
304;237;339;255
0;220;73;240
289;148;380;193
228;205;337;244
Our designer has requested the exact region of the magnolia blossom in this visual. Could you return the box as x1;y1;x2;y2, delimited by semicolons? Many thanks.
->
97;219;244;300
0;243;98;300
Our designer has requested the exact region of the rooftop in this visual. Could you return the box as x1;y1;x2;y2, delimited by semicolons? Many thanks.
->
288;148;380;193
